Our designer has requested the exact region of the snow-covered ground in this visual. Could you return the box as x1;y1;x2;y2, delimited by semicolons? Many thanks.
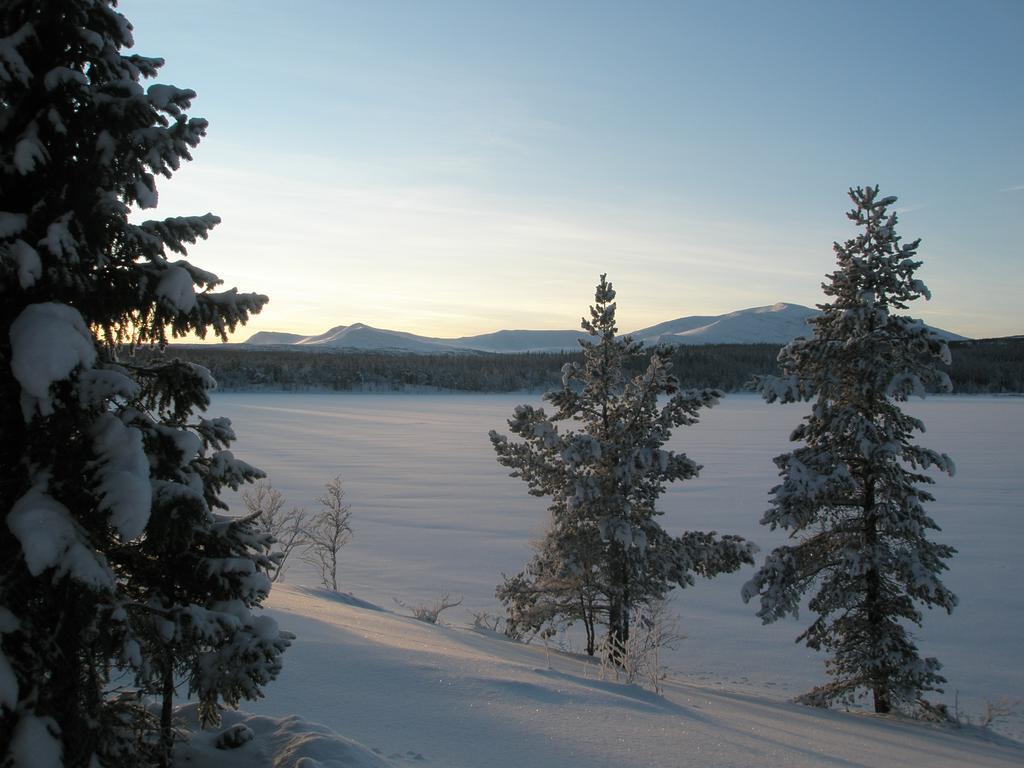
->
178;585;1022;767
176;581;1024;768
206;392;1024;760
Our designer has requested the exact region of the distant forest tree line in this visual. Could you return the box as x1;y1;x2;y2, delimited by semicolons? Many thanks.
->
147;337;1023;394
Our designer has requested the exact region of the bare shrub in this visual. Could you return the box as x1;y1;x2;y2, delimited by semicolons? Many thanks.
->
470;610;503;632
953;692;1020;729
302;475;352;591
597;600;684;695
394;592;464;625
979;698;1020;729
470;609;525;640
242;480;308;582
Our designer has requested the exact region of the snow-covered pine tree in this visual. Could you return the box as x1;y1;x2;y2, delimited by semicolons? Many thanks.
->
124;395;290;761
741;186;957;714
491;275;756;658
0;2;286;764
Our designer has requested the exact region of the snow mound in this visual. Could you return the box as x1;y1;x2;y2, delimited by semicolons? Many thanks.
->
174;704;395;767
290;585;386;612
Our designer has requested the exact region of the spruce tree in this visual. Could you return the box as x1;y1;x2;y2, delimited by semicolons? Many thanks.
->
0;2;287;764
125;408;290;761
742;186;957;713
491;275;755;658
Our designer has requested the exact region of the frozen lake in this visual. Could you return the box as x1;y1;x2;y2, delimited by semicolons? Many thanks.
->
212;391;1024;734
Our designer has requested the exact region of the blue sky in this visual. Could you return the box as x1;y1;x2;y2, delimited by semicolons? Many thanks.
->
120;0;1022;339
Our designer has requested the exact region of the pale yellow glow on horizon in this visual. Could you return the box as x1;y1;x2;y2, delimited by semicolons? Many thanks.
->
159;162;843;344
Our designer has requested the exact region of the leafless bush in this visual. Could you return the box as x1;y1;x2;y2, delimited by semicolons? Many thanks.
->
302;475;352;591
470;609;526;640
394;592;464;624
242;480;308;582
597;600;684;695
980;699;1020;729
953;691;1020;729
470;610;504;632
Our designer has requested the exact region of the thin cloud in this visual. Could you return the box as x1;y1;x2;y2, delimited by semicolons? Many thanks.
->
1002;184;1024;192
895;203;927;214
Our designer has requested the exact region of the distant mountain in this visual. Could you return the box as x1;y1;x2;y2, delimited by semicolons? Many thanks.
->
295;323;464;353
442;329;590;353
245;331;306;345
244;303;967;353
632;302;818;346
244;324;589;353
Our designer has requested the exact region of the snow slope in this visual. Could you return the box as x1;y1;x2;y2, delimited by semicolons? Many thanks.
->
243;304;967;352
181;584;1022;768
632;302;817;345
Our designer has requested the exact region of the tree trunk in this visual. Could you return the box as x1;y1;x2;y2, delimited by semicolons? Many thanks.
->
579;593;595;657
863;476;891;714
606;552;631;665
607;598;625;664
160;651;175;767
51;582;100;767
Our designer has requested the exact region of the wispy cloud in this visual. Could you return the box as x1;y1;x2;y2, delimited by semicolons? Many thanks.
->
1002;184;1024;192
895;203;928;214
